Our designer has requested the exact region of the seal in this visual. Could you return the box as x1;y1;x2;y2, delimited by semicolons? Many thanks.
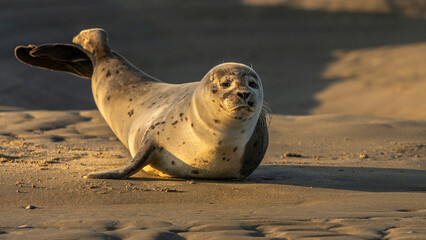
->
15;28;269;179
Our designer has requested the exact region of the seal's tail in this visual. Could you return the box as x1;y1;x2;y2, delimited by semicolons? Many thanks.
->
15;43;93;79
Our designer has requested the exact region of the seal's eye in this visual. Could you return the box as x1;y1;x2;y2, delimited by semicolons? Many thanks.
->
248;81;258;89
220;81;231;88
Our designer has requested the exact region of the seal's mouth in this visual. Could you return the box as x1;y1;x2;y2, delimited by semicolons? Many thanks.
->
231;104;255;112
228;99;256;112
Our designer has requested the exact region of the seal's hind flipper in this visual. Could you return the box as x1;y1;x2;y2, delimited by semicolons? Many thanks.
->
15;44;93;79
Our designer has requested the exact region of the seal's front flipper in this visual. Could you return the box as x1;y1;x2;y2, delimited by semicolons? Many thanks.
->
239;114;269;179
15;44;93;79
84;140;157;179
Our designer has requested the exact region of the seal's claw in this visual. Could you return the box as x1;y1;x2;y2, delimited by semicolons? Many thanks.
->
83;170;124;179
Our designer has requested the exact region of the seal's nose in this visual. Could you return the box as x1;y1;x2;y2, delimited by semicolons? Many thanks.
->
237;91;251;100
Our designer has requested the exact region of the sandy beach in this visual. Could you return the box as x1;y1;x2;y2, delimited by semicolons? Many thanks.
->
1;1;425;239
1;111;425;239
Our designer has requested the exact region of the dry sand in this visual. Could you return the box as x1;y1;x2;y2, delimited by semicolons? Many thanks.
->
312;42;426;120
1;0;426;239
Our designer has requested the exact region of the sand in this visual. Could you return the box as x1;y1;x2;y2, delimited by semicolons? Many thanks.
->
312;42;426;120
1;0;426;239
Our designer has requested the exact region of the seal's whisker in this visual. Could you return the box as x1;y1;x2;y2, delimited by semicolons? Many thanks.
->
246;64;254;76
260;101;272;127
226;66;233;76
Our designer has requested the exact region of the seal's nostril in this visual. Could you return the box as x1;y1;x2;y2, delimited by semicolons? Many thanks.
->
237;91;250;100
243;92;250;100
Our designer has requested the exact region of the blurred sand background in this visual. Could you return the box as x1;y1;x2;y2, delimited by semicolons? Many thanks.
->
1;0;426;239
2;0;426;119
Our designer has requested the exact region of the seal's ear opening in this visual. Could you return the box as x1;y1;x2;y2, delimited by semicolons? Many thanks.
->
15;44;94;79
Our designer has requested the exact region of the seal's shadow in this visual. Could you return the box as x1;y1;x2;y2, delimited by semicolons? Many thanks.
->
129;164;426;193
243;165;426;193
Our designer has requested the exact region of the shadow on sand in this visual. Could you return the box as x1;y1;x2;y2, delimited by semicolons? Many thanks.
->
126;164;425;193
245;165;426;192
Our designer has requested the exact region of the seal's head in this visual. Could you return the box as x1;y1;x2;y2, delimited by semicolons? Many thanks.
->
195;62;263;128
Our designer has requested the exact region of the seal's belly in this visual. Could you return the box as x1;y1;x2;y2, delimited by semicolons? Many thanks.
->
142;146;244;179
